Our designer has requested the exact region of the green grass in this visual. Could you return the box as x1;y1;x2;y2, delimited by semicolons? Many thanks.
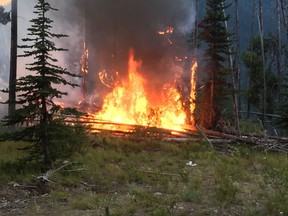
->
0;136;288;215
239;119;263;134
0;141;30;162
0;141;40;183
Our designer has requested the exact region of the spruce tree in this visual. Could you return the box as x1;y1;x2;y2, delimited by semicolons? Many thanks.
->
1;0;83;167
198;0;232;129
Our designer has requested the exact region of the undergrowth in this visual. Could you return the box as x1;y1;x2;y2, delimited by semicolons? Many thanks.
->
0;136;287;215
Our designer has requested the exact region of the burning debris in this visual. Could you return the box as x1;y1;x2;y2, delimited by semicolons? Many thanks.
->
65;0;197;133
87;49;197;132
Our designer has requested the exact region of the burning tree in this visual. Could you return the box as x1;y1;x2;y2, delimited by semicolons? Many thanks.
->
1;0;84;167
198;0;232;129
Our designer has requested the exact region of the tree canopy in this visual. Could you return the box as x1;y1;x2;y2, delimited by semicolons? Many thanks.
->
198;0;232;129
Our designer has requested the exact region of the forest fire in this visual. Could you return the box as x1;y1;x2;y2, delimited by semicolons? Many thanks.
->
87;49;197;132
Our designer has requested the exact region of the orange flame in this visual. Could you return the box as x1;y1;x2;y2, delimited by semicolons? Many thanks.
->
190;60;197;126
92;49;197;132
80;42;89;75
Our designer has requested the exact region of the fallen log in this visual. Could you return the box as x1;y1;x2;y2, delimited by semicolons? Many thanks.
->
200;127;288;153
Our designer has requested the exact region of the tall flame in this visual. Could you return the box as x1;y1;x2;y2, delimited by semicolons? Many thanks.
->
79;42;89;99
0;0;10;6
91;49;197;132
190;60;197;122
96;49;149;126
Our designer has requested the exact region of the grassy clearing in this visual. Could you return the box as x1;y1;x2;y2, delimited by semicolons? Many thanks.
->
0;136;287;215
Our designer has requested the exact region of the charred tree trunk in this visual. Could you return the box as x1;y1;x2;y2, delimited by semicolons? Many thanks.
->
200;76;216;129
180;0;199;126
258;0;267;128
8;0;17;118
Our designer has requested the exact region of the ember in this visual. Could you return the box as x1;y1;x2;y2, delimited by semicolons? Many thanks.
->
157;26;174;35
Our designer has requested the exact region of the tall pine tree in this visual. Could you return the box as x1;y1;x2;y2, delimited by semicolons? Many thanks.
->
1;0;83;167
198;0;232;129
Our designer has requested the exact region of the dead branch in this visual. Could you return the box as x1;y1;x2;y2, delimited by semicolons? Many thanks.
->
201;127;288;153
35;162;75;183
196;125;214;150
9;182;37;189
162;138;201;142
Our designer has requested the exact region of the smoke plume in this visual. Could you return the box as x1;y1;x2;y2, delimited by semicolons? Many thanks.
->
0;0;196;115
71;0;196;104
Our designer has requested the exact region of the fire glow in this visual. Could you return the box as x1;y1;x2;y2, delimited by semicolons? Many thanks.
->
89;49;197;132
0;0;10;6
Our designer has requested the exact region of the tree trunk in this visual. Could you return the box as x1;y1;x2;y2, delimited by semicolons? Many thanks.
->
180;0;199;125
234;0;241;117
41;95;52;167
277;0;283;104
247;0;257;119
8;0;17;118
258;0;267;129
222;2;240;134
280;0;288;85
41;1;52;168
193;0;199;57
280;0;288;40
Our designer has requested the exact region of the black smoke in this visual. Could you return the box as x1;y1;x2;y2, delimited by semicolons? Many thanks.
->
68;0;196;102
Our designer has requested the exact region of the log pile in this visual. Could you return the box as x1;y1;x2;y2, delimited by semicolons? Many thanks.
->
73;116;288;152
28;115;288;153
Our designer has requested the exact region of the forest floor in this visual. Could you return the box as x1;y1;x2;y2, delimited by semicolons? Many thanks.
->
0;135;288;216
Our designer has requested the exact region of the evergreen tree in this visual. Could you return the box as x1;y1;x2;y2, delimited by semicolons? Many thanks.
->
1;0;84;167
242;36;279;114
277;73;288;129
198;0;232;129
